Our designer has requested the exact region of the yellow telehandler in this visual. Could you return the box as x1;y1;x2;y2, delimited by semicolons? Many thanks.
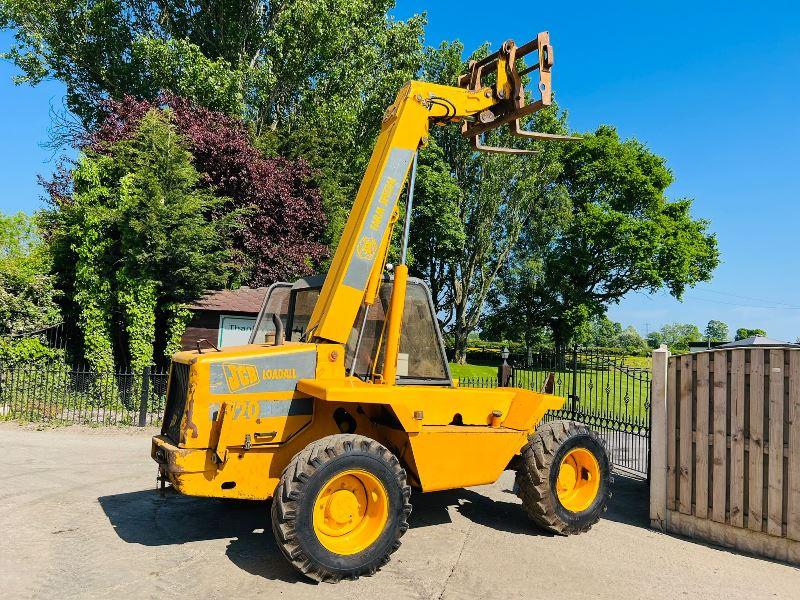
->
152;31;611;582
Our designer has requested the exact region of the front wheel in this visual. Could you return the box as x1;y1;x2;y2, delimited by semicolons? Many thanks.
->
271;434;412;582
515;420;611;535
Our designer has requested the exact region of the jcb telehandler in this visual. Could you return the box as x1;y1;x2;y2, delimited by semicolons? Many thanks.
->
152;31;611;582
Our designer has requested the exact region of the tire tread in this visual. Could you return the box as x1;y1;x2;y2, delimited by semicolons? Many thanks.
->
271;434;411;582
515;420;611;535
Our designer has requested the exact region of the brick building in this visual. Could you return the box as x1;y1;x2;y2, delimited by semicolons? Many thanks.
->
180;287;268;350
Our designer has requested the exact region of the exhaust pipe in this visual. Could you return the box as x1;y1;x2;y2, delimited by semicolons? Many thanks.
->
272;313;284;346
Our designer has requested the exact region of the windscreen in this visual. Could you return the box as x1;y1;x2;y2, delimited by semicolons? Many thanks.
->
345;281;449;382
288;288;321;341
249;283;291;344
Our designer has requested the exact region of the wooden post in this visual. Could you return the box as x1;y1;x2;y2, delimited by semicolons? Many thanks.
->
667;355;678;511
768;349;785;536
497;363;512;387
749;349;765;532
650;344;670;531
730;349;746;527
788;351;800;540
695;352;710;519
679;353;693;515
712;351;728;523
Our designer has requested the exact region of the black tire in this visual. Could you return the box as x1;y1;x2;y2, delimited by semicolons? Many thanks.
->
515;420;611;535
270;434;412;582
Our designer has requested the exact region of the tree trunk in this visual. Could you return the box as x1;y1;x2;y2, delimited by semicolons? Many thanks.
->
452;327;468;364
551;319;573;352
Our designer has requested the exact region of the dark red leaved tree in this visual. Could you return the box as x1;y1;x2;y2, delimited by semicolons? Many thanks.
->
86;95;329;286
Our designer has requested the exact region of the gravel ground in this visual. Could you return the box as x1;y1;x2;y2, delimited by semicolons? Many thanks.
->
1;422;798;599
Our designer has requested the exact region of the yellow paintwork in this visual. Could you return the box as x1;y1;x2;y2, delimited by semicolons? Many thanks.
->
152;58;570;504
153;340;564;499
382;263;407;384
556;447;601;512
312;469;389;555
166;342;329;449
295;377;562;433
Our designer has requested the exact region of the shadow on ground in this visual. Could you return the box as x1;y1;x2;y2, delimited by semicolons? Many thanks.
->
412;472;649;534
410;487;553;536
97;473;649;582
97;490;304;584
604;473;649;528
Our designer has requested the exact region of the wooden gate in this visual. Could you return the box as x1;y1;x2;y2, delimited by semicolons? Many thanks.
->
649;346;800;564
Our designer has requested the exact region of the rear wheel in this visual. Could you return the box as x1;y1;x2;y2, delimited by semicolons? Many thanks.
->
271;434;412;582
515;420;611;535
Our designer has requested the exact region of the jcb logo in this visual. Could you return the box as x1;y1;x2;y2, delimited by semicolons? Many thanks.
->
222;363;260;392
356;235;378;261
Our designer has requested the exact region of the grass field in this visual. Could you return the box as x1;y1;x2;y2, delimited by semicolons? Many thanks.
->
450;359;651;423
449;363;497;379
449;354;652;378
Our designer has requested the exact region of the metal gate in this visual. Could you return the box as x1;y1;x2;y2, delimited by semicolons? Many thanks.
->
462;347;651;478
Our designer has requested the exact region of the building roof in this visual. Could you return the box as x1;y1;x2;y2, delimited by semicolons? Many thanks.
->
186;286;268;314
717;336;800;348
688;341;727;348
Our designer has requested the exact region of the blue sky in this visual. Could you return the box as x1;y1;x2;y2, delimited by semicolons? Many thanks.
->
1;2;799;340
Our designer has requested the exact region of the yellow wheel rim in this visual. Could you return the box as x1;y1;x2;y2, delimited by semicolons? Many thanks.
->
556;447;601;513
312;469;389;555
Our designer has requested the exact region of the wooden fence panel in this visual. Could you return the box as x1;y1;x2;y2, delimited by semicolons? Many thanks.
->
695;352;710;519
768;349;785;537
712;352;728;523
749;349;765;532
667;358;677;511
679;354;693;514
730;349;746;527
788;351;800;541
655;347;800;566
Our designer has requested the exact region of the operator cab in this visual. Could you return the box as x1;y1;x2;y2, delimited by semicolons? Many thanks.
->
250;275;452;386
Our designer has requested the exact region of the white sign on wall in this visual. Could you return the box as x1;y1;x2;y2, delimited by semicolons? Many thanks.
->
218;315;257;348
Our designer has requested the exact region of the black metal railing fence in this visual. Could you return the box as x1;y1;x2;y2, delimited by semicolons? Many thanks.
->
0;362;169;426
460;346;651;478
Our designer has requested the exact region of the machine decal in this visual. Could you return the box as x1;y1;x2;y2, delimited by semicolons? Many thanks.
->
208;398;313;421
209;350;317;394
343;147;414;291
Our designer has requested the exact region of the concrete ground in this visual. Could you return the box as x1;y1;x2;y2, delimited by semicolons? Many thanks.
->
1;423;798;600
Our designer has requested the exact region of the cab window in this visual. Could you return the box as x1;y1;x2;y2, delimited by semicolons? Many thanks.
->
249;283;291;344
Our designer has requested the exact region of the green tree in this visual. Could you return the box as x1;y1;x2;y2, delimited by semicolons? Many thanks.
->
618;326;648;353
735;327;767;341
704;319;729;342
0;0;421;125
1;0;425;244
0;211;60;335
647;331;664;349
656;322;702;352
489;125;719;347
572;316;647;352
41;110;239;369
574;315;623;347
